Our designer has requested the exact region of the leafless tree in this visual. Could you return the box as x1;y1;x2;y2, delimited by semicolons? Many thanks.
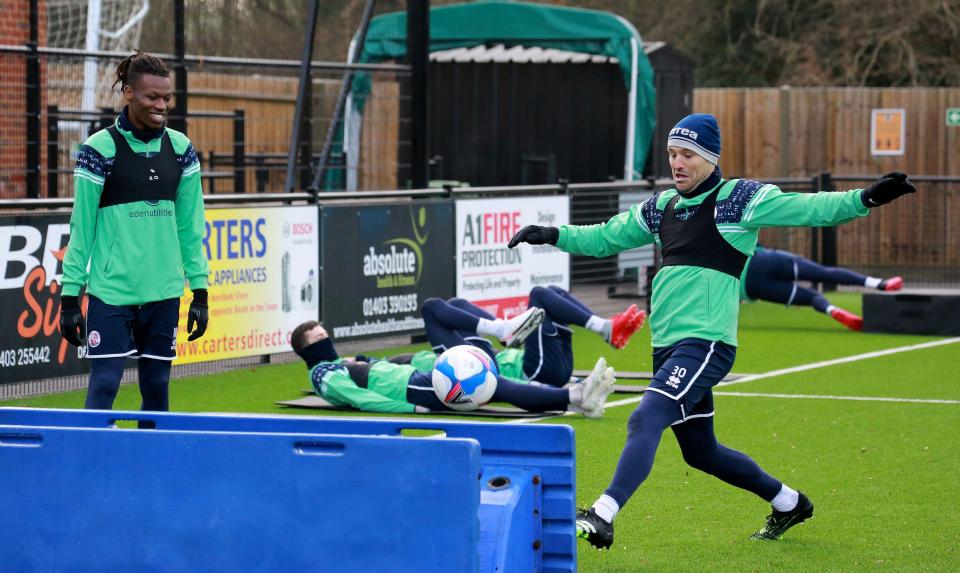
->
139;0;960;87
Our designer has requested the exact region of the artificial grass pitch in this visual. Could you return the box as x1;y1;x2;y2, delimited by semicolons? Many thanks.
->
276;394;562;418
3;293;957;570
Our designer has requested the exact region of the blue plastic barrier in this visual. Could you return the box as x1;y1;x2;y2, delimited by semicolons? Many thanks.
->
0;408;577;573
479;466;542;573
0;423;480;573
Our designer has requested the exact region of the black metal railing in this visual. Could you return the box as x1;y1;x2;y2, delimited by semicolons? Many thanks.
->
0;44;411;200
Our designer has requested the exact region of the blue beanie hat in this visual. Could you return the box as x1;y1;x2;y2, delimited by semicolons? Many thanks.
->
667;113;721;164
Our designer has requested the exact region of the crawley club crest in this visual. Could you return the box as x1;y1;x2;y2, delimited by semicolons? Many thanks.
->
87;330;102;348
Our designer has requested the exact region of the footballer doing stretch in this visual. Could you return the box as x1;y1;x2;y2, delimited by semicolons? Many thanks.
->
740;245;903;331
509;113;916;549
290;316;615;418
420;285;644;393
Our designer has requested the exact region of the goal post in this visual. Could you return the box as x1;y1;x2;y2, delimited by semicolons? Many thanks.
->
45;0;151;136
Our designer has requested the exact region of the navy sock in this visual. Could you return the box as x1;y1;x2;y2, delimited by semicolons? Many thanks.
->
547;285;594;315
603;391;677;507
795;257;868;285
605;391;783;507
792;285;832;313
138;357;172;411
673;417;783;501
448;297;496;320
421;297;499;361
528;286;591;327
491;376;569;412
84;357;126;409
446;298;498;361
421;298;481;341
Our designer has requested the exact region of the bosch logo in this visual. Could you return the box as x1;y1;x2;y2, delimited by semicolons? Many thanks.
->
292;223;313;235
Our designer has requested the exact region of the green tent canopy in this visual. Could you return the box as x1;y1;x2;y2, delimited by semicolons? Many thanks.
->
348;0;657;183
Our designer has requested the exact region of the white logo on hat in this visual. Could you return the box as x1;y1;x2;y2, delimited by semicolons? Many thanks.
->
669;127;699;140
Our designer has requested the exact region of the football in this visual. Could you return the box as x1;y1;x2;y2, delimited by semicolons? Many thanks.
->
431;345;499;411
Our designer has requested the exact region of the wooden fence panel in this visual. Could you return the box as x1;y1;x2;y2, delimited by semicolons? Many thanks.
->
188;72;298;193
694;87;960;272
691;88;745;176
742;89;781;179
694;87;960;178
787;89;828;176
180;71;401;193
359;77;399;190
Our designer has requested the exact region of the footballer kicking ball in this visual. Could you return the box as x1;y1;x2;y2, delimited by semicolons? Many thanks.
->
431;345;499;411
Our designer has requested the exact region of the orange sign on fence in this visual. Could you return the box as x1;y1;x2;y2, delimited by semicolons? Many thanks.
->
871;108;905;156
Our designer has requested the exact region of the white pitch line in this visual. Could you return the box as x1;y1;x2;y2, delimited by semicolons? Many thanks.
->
506;337;960;424
716;337;960;388
713;391;960;405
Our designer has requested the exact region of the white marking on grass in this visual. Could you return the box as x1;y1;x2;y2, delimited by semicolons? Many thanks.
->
713;391;960;405
716;337;960;388
506;337;960;423
504;394;646;424
504;413;567;424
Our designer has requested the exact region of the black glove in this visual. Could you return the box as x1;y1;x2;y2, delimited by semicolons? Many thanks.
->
861;171;916;207
59;295;85;347
187;288;209;341
507;225;559;249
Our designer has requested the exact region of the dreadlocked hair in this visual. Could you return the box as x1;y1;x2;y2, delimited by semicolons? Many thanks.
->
113;50;170;91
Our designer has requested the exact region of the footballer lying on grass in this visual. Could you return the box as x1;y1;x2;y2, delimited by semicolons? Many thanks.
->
420;286;645;389
289;320;615;416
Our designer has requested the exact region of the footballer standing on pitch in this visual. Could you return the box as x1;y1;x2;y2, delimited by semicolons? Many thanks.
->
509;113;916;548
59;51;209;412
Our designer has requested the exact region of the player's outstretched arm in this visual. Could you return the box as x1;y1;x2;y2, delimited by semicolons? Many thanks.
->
509;205;654;257
739;172;916;230
507;225;559;248
860;171;917;207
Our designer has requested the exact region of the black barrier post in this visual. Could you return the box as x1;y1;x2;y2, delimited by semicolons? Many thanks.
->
559;178;573;295
255;156;268;193
819;171;838;292
298;79;313;191
26;0;41;199
307;0;377;196
98;107;114;132
171;0;188;134
286;0;320;193
47;105;58;198
644;265;656;314
407;0;430;189
809;175;820;285
233;109;246;193
429;155;444;180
